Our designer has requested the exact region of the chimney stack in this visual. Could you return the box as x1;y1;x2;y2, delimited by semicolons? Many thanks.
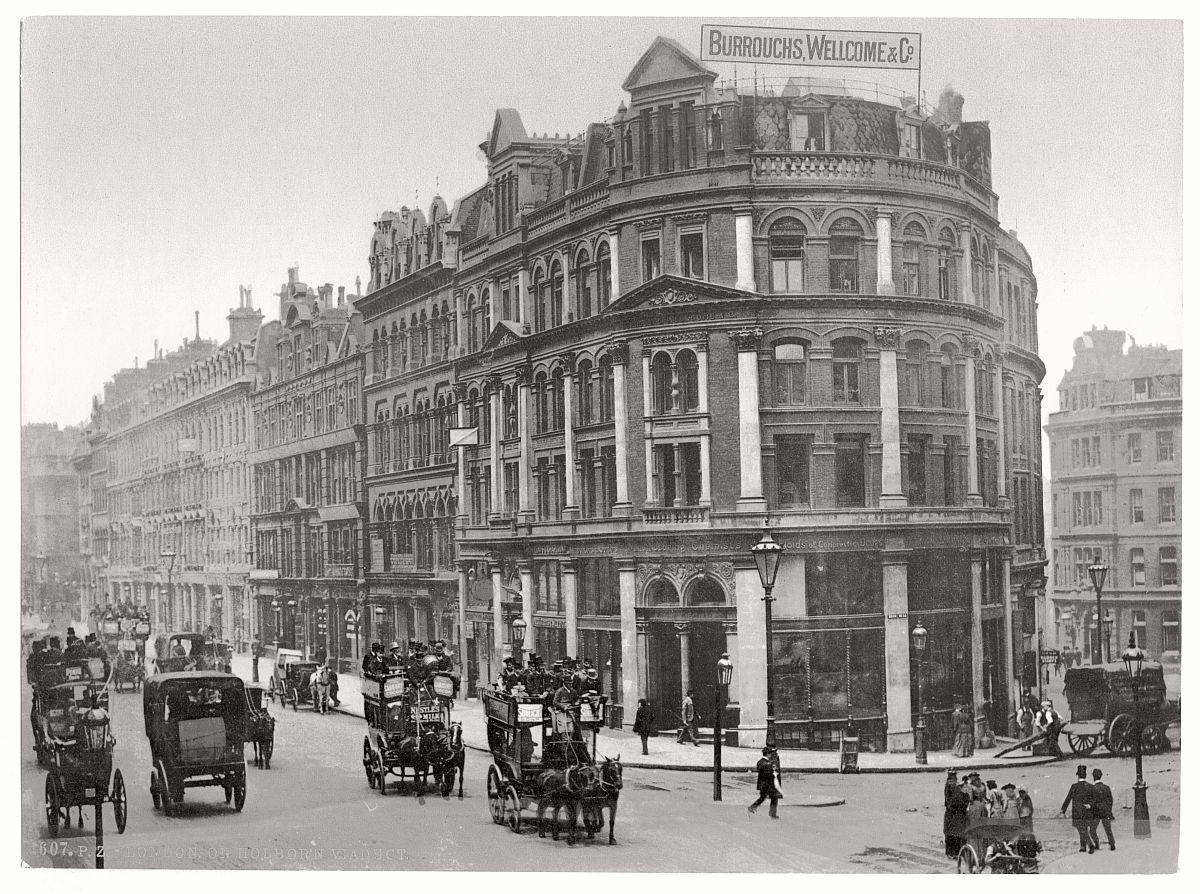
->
288;265;299;286
194;310;200;341
337;286;345;306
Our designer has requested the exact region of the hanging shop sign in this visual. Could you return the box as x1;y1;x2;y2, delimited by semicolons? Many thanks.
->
701;24;920;71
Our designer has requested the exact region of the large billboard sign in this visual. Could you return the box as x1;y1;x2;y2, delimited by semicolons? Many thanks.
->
701;24;920;71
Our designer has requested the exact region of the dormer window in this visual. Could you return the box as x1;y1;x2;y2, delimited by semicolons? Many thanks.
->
789;112;826;151
900;122;921;158
707;111;723;152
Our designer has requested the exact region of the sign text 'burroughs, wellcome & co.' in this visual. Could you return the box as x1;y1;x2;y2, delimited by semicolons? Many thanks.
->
701;24;920;71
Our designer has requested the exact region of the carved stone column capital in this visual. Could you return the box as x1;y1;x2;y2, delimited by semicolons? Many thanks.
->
873;327;903;350
730;327;764;352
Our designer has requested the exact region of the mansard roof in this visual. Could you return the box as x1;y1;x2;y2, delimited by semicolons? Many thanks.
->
487;108;529;157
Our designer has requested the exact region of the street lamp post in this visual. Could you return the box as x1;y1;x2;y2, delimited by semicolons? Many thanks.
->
751;526;784;749
1087;562;1108;666
1121;632;1151;839
911;620;928;765
161;548;177;630
272;599;282;652
511;616;528;666
1102;611;1114;664
713;652;734;801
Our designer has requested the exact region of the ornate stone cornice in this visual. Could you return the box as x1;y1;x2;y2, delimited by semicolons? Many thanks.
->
634;217;664;232
730;327;764;352
483;373;504;393
873;327;903;350
673;211;708;226
642;331;709;352
647;286;698;307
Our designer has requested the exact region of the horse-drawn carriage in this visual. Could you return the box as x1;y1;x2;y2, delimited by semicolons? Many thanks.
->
153;632;230;675
361;663;464;798
1058;661;1176;755
143;671;249;815
268;650;320;711
955;818;1041;874
483;689;622;845
42;687;128;839
244;683;275;769
31;657;110;768
113;642;147;693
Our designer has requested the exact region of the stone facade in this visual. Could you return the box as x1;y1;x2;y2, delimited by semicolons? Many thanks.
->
22;423;85;615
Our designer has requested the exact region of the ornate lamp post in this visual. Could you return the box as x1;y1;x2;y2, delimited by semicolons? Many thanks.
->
272;599;282;652
1087;562;1108;665
713;651;734;801
511;616;528;665
79;696;112;868
911;619;928;765
751;525;784;749
161;548;177;630
286;599;297;652
1121;632;1151;838
1102;611;1114;664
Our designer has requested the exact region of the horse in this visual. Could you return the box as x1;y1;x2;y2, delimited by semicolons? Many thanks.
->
309;666;331;714
383;732;436;795
581;754;623;845
425;722;465;799
535;764;600;845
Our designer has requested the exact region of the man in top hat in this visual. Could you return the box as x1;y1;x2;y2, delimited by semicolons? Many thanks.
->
384;641;406;671
362;642;383;675
748;746;782;818
1061;765;1098;852
431;640;453;672
1089;768;1116;851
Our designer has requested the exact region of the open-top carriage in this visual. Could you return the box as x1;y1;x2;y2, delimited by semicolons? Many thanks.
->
153;632;229;675
1059;661;1175;756
361;664;464;797
268;651;320;711
244;683;275;769
114;638;147;693
956;818;1041;874
483;688;621;845
143;671;249;816
31;657;111;768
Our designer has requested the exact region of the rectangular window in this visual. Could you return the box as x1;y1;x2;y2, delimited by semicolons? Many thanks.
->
1092;436;1101;466
774;436;811;508
901;242;920;295
901;122;921;157
789;112;826;151
1156;430;1174;461
834;435;866;507
829;235;860;293
1131;548;1146;587
943;436;961;505
1071;439;1081;468
1158;487;1176;523
907;436;928;505
1160;547;1179;586
1080;438;1092;467
641;237;661;282
938;252;951;300
1131;610;1146;649
1133;377;1150;400
679;230;705;280
1163;610;1180;651
1072;492;1083;527
1129;432;1142;463
1130;488;1144;523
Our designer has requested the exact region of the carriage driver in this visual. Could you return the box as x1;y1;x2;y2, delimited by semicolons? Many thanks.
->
363;642;384;675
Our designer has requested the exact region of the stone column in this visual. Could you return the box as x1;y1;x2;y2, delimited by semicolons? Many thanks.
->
456;562;469;686
995;354;1009;507
882;550;914;752
562;560;579;657
1002;554;1016;732
876;208;896;295
675;622;691;700
734;560;768;748
732;328;766;512
455;385;470;523
518;561;534;657
671;444;684;507
734;210;755;292
964;336;983;506
697;344;710;414
609;341;632;513
487;376;503;518
517;367;533;521
876;327;906;507
618;559;640;710
517;268;530;327
959;222;974;304
970;552;988;745
490;559;505;672
699;434;712;507
607;233;621;301
454;290;466;358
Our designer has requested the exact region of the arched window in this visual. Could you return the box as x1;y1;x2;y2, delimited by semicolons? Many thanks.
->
971;237;984;304
576;359;595;425
772;341;807;405
940;344;959;409
938;227;957;300
901;222;925;296
575;250;593;320
644;578;679;606
651;352;673;415
481;289;492;342
549;261;564;328
535;371;549;434
430;307;442;357
677;350;699;411
828;218;862;293
621;126;633;166
769;217;806;293
532;269;546;332
904;340;927;406
466;296;478;354
596;240;612;308
551;368;565;430
599;355;615;421
832;337;863;403
687;577;726;606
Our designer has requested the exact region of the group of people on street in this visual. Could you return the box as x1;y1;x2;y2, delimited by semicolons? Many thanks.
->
493;653;599;699
1061;764;1117;853
1015;693;1064;756
943;770;1035;857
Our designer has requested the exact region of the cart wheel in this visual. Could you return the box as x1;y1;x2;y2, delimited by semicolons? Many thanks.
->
376;752;388;796
504;784;522;833
112;769;127;834
224;781;234;804
363;737;375;788
487;766;505;825
957;843;983;873
262;733;274;769
233;771;247;812
1106;714;1136;755
157;761;175;817
45;774;60;838
290;686;299;711
1067;733;1099;755
268;679;275;702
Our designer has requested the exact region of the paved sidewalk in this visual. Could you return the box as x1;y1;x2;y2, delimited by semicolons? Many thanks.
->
230;654;1058;774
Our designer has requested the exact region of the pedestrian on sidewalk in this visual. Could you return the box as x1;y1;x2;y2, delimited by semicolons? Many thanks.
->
1089;768;1116;851
952;703;973;758
748;746;782;818
676;690;699;746
999;783;1021;819
985;780;1005;816
1017;788;1035;831
633;698;655;755
1060;764;1098;853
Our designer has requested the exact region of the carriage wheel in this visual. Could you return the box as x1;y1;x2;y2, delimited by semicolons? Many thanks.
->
157;761;175;817
363;738;375;788
486;766;505;825
376;752;388;796
112;769;127;834
150;771;160;809
504;785;522;833
957;843;983;873
290;686;299;711
233;771;247;812
1106;714;1136;756
1067;733;1099;755
45;774;61;838
268;679;276;703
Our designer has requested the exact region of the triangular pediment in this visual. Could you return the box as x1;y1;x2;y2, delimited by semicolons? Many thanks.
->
622;37;717;93
480;319;526;353
603;274;754;314
487;109;529;157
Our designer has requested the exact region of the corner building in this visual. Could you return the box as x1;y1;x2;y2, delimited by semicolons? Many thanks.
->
367;37;1046;751
1046;330;1181;660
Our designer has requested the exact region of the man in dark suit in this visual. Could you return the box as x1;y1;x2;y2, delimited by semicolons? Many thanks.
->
1060;764;1098;852
1089;768;1116;851
748;746;782;818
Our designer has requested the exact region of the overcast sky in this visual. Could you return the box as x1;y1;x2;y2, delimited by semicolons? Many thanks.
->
20;15;1183;427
